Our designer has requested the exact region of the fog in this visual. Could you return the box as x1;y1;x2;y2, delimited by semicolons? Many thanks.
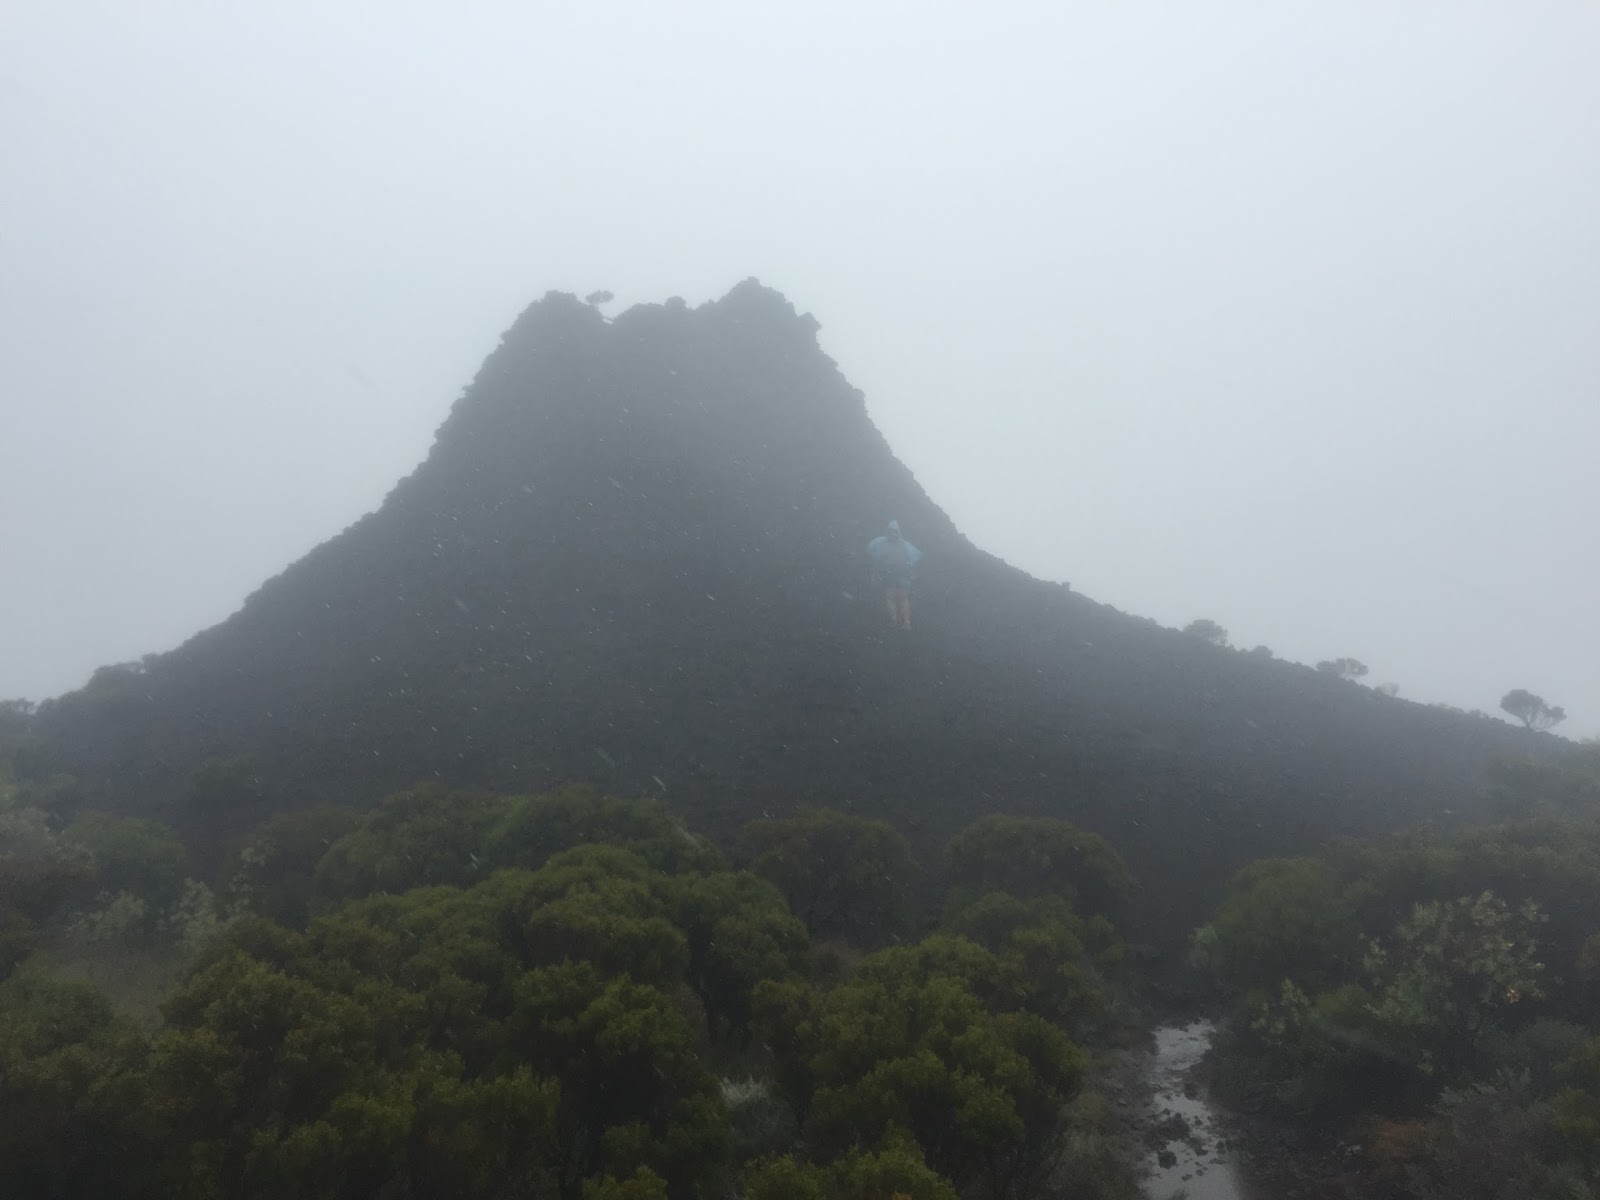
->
2;2;1595;734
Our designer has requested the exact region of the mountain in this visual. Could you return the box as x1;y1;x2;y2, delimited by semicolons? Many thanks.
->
33;281;1552;947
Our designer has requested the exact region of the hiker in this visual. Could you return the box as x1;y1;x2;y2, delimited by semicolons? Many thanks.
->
867;519;922;630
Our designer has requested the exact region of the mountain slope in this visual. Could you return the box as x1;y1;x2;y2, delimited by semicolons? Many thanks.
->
35;281;1551;945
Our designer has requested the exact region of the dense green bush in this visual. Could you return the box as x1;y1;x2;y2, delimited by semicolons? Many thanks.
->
312;784;505;902
0;968;161;1199
0;809;95;976
945;814;1133;921
217;807;362;927
744;1136;959;1200
1363;891;1546;1076
61;813;190;909
1406;1073;1577;1200
1197;799;1600;1189
738;808;918;944
664;869;809;1035
942;890;1125;1036
1191;856;1354;994
0;795;1139;1200
756;932;1087;1199
314;785;723;910
485;786;723;876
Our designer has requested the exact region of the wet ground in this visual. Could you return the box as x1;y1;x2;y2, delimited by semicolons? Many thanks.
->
1139;1020;1250;1200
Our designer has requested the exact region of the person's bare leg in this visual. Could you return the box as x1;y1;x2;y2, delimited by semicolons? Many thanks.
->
887;587;910;629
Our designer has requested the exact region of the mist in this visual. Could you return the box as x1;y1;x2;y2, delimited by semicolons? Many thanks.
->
2;2;1595;733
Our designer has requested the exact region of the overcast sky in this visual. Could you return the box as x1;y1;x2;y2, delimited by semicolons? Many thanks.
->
2;3;1596;737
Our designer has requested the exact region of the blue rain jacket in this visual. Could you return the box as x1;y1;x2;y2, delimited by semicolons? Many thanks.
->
867;534;922;586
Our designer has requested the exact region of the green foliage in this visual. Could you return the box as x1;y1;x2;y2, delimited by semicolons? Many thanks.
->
945;814;1133;921
739;808;917;944
1192;856;1354;993
155;992;561;1199
0;798;95;977
62;812;190;908
1362;892;1546;1075
0;967;161;1198
1201;814;1600;1139
48;816;227;953
1553;1037;1600;1165
71;889;153;943
665;869;809;1034
0;903;36;977
306;884;530;1070
66;875;228;958
1344;825;1600;998
1407;1073;1577;1200
12;769;81;813
219;807;363;928
513;845;691;986
750;976;823;1121
0;795;1144;1199
583;1167;669;1200
1230;979;1411;1117
944;890;1123;1034
313;784;504;903
486;786;722;876
758;932;1084;1197
718;1077;798;1166
0;709;78;812
744;1136;959;1200
55;829;731;1198
151;926;439;1181
307;851;728;1193
1480;1020;1592;1095
161;878;228;957
510;961;726;1197
315;785;721;913
148;893;720;1199
1445;821;1600;1015
1220;887;1548;1108
1209;819;1600;1015
742;1154;828;1200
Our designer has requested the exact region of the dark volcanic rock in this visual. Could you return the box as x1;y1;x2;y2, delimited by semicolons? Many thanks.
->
35;280;1556;947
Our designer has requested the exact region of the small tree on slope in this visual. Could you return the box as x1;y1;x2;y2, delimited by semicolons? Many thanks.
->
1500;689;1567;732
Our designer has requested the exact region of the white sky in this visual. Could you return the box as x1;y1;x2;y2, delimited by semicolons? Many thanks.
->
2;2;1596;735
